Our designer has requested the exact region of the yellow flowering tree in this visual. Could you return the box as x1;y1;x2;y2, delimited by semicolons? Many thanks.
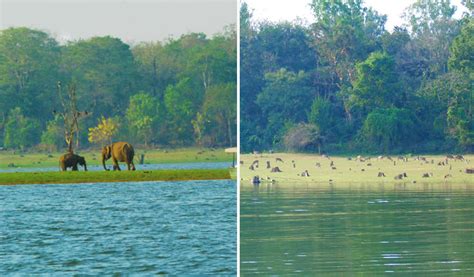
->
88;116;119;145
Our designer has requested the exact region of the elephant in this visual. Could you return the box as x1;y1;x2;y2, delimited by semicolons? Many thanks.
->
59;153;87;171
102;141;136;171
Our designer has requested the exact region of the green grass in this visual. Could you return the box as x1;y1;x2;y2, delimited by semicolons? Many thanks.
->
0;168;231;185
241;153;474;186
0;147;232;169
229;168;237;180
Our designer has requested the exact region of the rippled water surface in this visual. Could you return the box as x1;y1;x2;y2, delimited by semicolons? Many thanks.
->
0;180;236;275
240;183;474;275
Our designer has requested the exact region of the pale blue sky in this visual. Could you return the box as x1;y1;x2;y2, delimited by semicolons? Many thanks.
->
244;0;467;31
0;0;236;44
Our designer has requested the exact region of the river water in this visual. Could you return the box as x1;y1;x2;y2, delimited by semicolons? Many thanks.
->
240;183;474;275
0;180;236;275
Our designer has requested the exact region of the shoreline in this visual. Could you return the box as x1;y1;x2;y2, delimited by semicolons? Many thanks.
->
0;168;232;186
241;181;474;192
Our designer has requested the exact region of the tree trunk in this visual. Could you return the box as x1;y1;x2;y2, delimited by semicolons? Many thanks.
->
67;139;73;153
75;127;80;150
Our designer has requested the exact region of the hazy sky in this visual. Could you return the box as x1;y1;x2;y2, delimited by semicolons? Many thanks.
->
0;0;236;44
244;0;467;31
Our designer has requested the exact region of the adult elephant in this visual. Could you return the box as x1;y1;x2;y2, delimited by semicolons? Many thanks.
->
102;142;136;171
59;153;87;171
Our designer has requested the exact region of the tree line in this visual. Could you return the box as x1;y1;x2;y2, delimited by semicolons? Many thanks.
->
241;0;472;154
0;26;236;151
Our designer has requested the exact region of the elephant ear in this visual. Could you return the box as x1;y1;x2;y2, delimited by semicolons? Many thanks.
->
102;146;111;159
106;146;112;158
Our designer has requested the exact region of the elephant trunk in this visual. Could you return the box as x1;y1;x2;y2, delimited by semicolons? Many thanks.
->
83;161;88;171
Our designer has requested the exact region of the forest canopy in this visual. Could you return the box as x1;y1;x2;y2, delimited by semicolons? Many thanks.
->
0;26;236;151
240;0;473;154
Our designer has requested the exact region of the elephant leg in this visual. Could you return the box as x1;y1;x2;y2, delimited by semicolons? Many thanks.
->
112;158;121;171
72;164;78;171
126;161;136;171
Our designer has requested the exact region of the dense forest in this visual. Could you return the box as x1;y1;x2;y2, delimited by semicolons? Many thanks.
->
0;26;236;151
241;0;473;154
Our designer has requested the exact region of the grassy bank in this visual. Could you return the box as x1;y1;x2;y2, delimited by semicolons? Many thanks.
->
0;168;231;185
0;148;232;169
241;153;474;185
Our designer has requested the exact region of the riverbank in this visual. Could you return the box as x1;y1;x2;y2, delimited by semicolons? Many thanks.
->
241;153;474;185
0;148;232;169
0;169;231;185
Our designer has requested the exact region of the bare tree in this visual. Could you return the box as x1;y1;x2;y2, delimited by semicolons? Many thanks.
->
54;81;89;153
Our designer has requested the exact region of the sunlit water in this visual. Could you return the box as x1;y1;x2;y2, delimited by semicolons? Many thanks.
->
0;161;232;173
240;183;474;275
0;180;236;275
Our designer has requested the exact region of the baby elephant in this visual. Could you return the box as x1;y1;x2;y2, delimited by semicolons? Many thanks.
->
59;153;87;171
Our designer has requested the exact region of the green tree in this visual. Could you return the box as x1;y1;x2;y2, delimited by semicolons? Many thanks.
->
256;69;314;147
4;107;41;150
420;72;473;148
255;22;317;73
0;27;60;121
448;19;474;75
185;33;237;91
349;52;402;112
61;36;137;118
382;27;411;56
239;6;318;152
202;83;236;146
191;112;206;147
403;0;460;76
308;97;345;141
310;0;386;85
132;42;178;100
361;108;417;152
164;78;202;145
240;3;265;152
40;116;65;151
310;0;387;121
461;0;473;15
126;92;158;147
165;78;203;145
240;0;470;153
447;19;473;148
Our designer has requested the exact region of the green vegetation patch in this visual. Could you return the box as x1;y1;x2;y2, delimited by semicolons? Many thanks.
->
0;169;231;185
0;148;232;169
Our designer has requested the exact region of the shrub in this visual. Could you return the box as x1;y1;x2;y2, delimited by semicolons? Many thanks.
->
283;123;323;153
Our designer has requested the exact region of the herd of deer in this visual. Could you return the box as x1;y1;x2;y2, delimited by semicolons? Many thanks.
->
243;153;472;185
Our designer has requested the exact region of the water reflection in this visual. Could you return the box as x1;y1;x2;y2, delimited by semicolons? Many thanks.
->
240;183;474;275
